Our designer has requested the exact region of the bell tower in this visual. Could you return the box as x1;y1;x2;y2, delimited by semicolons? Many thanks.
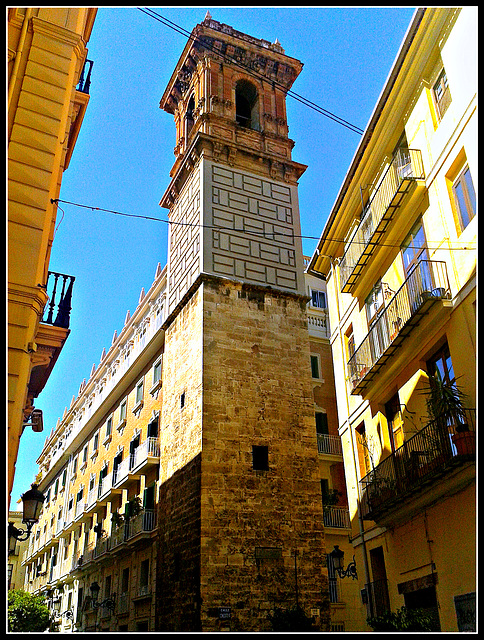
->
160;12;308;312
157;14;328;632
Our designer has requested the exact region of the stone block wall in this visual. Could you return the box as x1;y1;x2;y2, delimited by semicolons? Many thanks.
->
156;276;329;631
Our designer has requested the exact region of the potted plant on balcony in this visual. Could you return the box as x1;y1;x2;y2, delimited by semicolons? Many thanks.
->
111;511;124;529
425;371;474;457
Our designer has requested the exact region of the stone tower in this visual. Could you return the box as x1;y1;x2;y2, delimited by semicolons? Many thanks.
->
156;14;329;631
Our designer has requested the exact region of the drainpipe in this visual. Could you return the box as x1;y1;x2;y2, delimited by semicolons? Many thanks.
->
331;259;372;617
8;8;33;112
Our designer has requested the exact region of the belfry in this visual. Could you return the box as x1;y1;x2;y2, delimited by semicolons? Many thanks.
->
156;14;329;631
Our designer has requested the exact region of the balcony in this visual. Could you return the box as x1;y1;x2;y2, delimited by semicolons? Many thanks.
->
307;309;330;339
340;148;425;293
131;437;160;473
317;433;343;457
65;58;93;170
27;271;75;402
348;260;451;394
42;271;75;329
113;455;141;488
97;473;122;504
323;505;351;529
359;409;476;523
110;509;157;552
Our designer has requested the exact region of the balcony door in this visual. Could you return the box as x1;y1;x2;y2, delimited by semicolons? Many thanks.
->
402;219;429;277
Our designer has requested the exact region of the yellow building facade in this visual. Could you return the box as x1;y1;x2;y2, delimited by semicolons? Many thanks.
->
22;265;167;632
308;7;476;632
8;7;97;501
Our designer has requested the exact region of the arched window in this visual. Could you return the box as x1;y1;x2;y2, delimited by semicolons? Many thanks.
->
235;80;259;130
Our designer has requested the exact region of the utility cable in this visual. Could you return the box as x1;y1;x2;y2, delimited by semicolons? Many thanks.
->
137;7;365;135
50;198;476;251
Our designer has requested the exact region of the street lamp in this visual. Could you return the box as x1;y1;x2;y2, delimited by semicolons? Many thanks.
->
52;597;74;621
330;545;358;579
89;581;116;612
8;483;45;543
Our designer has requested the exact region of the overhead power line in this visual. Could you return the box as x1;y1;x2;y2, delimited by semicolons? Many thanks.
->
137;7;365;135
50;198;476;252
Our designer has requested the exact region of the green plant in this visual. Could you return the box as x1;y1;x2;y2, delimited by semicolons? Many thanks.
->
268;605;316;632
8;589;52;632
367;606;435;631
425;371;469;431
111;510;124;528
321;488;342;507
125;495;143;518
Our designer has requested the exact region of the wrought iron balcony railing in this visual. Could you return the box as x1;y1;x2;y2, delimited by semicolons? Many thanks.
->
42;271;75;329
348;259;451;393
317;433;343;456
359;409;476;521
340;148;425;292
323;505;351;529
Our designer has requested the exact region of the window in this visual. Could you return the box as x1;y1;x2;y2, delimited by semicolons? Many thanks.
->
315;412;329;435
105;575;112;599
153;359;162;384
252;445;269;470
427;343;455;387
310;355;320;379
401;219;428;276
135;379;144;407
433;68;452;119
121;567;129;594
105;416;112;438
310;289;326;309
147;416;159;439
140;559;150;589
385;393;403;452
327;552;339;603
119;400;127;422
345;325;358;380
180;392;186;409
235;80;259;130
185;95;195;140
355;423;371;478
93;432;99;453
365;281;385;324
82;445;88;465
452;165;476;231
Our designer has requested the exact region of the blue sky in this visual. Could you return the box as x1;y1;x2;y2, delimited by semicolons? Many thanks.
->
11;6;416;505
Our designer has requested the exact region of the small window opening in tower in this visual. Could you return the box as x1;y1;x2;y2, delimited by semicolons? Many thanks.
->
185;96;195;139
235;80;259;130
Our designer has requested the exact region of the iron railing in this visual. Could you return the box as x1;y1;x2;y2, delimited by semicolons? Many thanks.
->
323;505;351;529
42;271;75;329
360;409;476;520
348;259;451;392
340;148;425;291
317;433;343;456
